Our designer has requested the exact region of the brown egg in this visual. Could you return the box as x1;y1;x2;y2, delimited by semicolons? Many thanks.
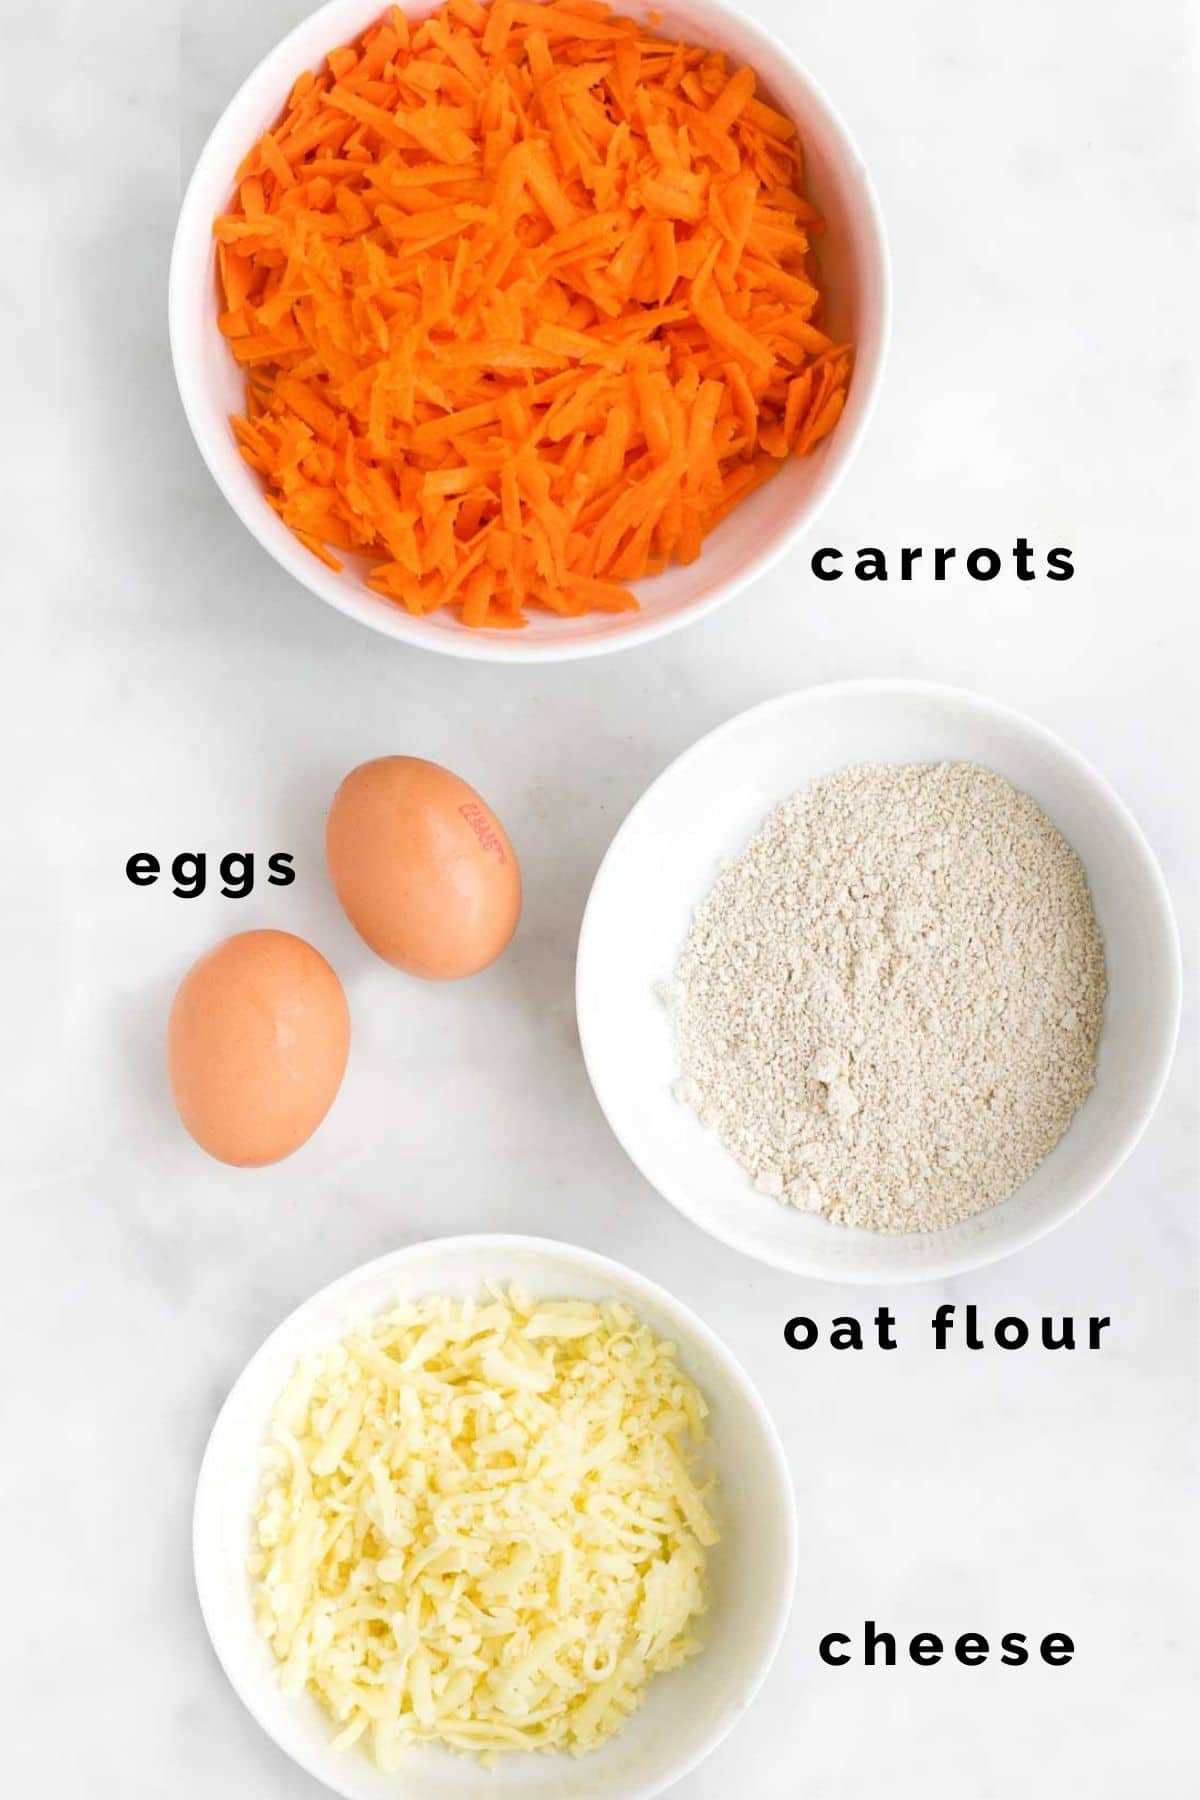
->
326;756;521;980
167;930;349;1166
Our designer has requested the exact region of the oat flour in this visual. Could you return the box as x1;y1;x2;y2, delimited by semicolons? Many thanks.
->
666;763;1106;1233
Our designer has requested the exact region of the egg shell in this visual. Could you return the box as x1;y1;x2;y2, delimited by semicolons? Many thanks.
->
326;757;521;980
167;929;350;1167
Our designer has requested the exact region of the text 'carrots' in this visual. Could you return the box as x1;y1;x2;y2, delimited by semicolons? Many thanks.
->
214;0;852;629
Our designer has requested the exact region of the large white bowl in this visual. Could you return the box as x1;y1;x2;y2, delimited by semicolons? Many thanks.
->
169;0;889;662
576;681;1181;1282
194;1234;797;1799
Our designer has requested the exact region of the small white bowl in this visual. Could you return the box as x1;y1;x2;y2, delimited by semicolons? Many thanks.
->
576;681;1181;1283
194;1234;797;1799
169;0;889;663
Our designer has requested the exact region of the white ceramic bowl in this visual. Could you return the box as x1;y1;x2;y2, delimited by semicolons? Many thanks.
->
194;1234;797;1799
169;0;889;662
576;681;1181;1283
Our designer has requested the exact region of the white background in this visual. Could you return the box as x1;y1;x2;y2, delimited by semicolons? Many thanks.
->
5;0;1197;1794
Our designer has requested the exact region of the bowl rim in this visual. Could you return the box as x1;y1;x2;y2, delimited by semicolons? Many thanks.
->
193;1231;800;1799
575;677;1184;1282
167;0;892;664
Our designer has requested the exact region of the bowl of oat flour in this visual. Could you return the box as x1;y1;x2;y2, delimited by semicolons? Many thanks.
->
576;681;1180;1280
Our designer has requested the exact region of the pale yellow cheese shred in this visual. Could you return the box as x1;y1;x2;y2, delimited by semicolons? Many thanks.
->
250;1286;718;1768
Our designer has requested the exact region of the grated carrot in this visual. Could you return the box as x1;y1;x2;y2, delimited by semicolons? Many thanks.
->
214;0;852;629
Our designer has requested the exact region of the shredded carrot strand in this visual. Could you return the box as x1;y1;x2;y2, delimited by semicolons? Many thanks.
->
214;0;852;627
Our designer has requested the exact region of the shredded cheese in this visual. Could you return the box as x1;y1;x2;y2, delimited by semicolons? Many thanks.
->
250;1286;718;1767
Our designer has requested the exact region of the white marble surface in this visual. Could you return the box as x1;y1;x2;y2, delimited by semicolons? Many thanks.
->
5;0;1197;1793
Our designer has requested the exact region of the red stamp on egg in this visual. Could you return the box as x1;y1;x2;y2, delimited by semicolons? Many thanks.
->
459;802;507;864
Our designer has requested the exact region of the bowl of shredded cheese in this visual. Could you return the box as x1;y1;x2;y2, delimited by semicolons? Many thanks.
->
194;1234;796;1797
169;0;888;660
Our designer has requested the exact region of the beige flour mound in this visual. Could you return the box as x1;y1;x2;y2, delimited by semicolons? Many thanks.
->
665;763;1106;1233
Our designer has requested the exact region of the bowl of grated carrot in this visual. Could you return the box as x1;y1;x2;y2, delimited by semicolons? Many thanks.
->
170;0;889;660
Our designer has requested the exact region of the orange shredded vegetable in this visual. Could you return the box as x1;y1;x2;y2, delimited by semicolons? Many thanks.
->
214;0;852;628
